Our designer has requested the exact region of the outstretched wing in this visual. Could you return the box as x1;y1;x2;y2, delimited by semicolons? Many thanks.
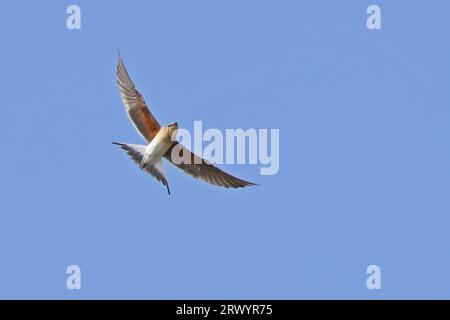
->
116;53;160;143
164;142;256;188
113;142;171;194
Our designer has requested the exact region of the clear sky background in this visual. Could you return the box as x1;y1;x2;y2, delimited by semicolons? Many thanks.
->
0;0;449;299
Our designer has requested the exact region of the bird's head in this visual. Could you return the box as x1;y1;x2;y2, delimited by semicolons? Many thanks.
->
167;122;179;140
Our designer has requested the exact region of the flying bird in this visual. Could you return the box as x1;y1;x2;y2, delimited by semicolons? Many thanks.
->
113;53;256;194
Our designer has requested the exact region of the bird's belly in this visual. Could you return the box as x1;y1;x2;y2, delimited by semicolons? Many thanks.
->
143;138;172;164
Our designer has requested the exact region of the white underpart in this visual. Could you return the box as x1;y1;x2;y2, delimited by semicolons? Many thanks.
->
141;133;173;167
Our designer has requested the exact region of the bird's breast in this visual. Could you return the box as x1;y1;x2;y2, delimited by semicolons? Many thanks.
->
143;131;173;164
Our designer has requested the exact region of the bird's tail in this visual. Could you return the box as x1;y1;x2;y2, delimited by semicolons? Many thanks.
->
113;142;171;195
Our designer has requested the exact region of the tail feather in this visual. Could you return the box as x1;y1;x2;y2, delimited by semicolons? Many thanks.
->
113;142;171;195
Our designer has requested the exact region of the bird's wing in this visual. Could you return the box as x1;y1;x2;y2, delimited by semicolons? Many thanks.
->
164;142;255;188
116;54;161;143
113;142;171;194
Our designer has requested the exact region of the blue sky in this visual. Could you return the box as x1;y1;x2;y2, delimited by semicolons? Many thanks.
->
0;0;449;299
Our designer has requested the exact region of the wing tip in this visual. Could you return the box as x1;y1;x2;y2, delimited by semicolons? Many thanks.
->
117;49;123;65
246;182;259;187
238;181;259;188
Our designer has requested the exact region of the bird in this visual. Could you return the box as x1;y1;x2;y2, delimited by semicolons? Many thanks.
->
113;53;256;194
